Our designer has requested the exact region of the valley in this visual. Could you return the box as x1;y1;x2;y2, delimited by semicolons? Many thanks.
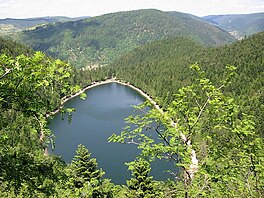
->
0;7;263;198
203;12;264;39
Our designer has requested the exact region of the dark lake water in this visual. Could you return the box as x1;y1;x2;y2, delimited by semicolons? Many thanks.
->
49;82;174;184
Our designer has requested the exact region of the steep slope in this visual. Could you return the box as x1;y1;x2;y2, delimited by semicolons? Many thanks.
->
109;32;264;135
168;11;234;44
203;12;264;39
0;16;89;35
16;9;235;68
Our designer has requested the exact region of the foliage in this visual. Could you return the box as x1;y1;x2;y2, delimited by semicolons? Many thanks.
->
16;9;234;68
126;159;156;197
57;144;113;198
0;51;74;113
0;38;115;197
0;36;33;56
0;50;79;196
108;32;264;137
0;25;263;197
110;65;264;197
69;144;103;188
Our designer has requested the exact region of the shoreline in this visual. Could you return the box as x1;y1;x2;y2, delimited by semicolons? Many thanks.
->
47;78;198;179
46;78;161;117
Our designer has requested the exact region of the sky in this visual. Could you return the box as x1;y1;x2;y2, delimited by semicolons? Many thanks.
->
0;0;264;19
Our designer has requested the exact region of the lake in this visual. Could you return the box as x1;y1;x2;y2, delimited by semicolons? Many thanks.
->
49;82;174;184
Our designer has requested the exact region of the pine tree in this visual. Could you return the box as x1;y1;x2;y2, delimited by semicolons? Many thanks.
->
126;159;155;197
70;144;103;189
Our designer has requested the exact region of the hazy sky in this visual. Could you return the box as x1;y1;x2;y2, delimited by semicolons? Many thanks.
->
0;0;264;19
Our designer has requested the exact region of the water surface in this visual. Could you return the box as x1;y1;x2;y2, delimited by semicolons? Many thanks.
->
49;83;174;184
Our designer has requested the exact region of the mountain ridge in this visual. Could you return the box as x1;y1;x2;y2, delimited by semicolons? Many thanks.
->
0;16;90;35
15;9;235;68
203;12;264;39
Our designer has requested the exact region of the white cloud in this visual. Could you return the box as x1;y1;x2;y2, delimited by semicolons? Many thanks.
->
0;0;263;19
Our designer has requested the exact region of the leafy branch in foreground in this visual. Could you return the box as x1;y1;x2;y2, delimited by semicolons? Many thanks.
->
0;51;83;146
109;64;264;197
0;52;81;196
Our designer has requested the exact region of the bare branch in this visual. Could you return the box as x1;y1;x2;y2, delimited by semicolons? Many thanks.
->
127;139;140;145
168;170;179;180
155;127;171;146
163;152;179;164
195;98;202;110
190;96;210;130
0;68;12;79
217;84;225;90
34;114;45;142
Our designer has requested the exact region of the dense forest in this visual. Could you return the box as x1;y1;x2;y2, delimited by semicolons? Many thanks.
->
0;37;33;56
15;9;235;68
0;26;263;197
106;32;264;137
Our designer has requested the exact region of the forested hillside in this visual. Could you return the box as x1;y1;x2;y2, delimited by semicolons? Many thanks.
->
16;9;235;68
0;37;33;56
108;32;264;136
203;12;264;39
0;29;263;196
106;33;264;197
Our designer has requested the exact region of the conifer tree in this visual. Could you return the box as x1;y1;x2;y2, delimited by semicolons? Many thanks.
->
126;159;155;197
70;144;103;189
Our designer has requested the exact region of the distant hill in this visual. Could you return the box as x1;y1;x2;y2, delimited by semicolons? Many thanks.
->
203;12;264;39
0;16;89;35
16;9;235;68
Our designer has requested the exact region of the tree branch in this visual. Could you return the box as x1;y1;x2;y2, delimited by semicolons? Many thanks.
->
34;114;45;142
0;68;12;79
190;96;210;131
155;127;171;147
127;139;140;145
195;98;202;110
